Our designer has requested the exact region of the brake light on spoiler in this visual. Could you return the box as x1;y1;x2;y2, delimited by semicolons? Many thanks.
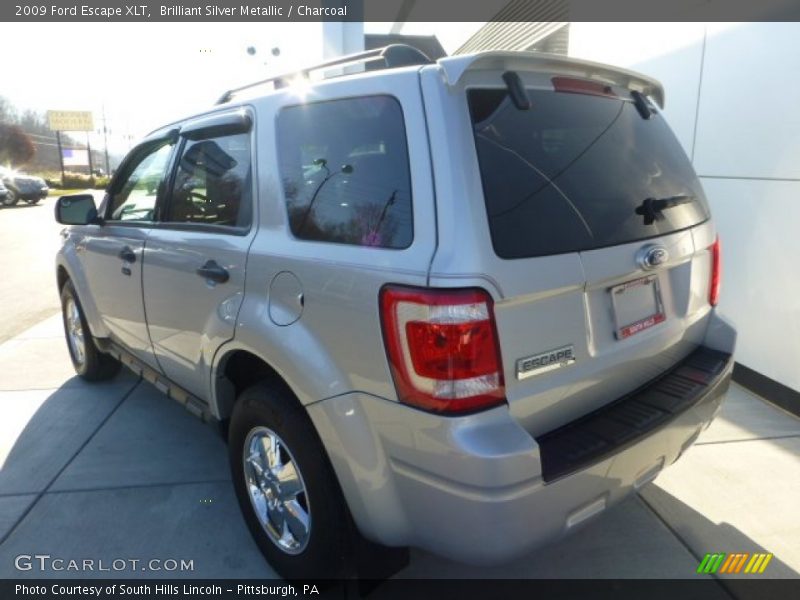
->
552;76;618;99
709;236;722;306
380;286;506;415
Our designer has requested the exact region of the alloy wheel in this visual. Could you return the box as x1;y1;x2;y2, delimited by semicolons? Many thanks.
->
242;426;311;555
65;297;86;365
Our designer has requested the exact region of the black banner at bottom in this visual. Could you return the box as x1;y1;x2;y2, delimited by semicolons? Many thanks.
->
4;579;800;600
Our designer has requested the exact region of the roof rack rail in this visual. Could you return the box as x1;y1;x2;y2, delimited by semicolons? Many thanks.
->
216;44;433;105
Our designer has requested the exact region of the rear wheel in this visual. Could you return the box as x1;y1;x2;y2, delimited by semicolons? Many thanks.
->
60;280;120;381
229;381;356;580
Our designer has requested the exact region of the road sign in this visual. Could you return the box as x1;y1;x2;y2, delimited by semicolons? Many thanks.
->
47;110;94;132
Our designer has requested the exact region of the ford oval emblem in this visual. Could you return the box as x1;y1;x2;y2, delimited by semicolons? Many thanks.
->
637;244;669;270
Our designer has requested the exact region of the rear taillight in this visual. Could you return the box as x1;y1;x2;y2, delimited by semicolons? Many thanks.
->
379;286;506;415
709;236;722;306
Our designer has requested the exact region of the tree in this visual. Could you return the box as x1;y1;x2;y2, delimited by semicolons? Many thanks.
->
0;96;17;123
0;122;36;166
18;109;47;134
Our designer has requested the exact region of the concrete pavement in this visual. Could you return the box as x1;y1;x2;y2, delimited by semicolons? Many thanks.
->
0;314;798;584
0;197;64;344
0;191;105;344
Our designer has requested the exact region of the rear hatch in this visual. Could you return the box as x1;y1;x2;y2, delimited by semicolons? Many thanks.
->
424;57;716;435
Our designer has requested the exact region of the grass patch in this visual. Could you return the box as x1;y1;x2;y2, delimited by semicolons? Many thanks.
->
48;189;86;197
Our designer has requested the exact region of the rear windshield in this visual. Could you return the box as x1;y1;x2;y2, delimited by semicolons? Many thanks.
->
468;87;710;259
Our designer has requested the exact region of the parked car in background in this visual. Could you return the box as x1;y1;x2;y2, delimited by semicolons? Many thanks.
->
53;47;736;579
0;166;49;205
0;179;8;205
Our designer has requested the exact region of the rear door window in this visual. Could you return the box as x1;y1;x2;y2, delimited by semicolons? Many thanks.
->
468;87;710;258
276;95;413;249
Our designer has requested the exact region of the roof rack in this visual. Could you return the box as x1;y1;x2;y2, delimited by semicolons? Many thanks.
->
216;44;433;105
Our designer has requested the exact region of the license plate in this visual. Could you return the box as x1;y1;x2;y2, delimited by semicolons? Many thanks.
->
610;275;665;339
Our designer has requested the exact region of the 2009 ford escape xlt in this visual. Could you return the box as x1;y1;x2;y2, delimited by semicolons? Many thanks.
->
54;46;735;579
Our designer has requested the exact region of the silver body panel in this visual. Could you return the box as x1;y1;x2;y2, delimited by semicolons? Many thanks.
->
62;223;157;366
309;313;733;564
142;227;253;398
56;51;736;564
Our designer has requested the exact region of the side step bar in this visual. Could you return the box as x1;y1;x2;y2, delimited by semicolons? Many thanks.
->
537;347;733;483
100;340;214;424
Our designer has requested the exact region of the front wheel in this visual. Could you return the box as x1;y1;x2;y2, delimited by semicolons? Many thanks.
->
229;382;357;580
2;189;18;206
60;280;121;381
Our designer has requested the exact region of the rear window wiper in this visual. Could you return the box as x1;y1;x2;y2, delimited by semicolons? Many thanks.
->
502;71;531;111
631;91;654;119
635;194;693;225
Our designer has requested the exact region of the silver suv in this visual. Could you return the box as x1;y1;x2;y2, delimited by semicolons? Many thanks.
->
54;46;736;579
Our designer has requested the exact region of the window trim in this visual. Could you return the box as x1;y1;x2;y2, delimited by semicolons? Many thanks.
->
147;221;252;237
275;94;415;250
181;111;252;140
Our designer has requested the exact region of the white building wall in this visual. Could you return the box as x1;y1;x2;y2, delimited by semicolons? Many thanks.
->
569;22;800;392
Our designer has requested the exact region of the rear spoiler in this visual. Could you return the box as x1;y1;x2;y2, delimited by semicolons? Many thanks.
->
437;51;665;109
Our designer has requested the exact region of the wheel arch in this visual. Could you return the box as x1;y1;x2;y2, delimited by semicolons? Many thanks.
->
55;253;110;339
211;346;304;423
56;264;70;292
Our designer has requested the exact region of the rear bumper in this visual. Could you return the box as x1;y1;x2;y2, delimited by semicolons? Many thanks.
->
538;346;731;483
308;313;735;565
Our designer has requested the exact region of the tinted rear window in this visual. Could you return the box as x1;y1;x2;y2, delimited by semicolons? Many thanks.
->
468;87;710;258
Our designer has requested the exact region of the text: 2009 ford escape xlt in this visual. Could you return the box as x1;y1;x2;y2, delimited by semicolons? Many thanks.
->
54;46;735;579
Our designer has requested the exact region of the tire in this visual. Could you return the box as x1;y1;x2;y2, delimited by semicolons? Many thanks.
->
2;189;18;206
60;280;121;381
229;381;356;580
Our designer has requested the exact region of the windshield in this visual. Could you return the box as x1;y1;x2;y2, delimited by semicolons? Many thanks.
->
468;87;710;259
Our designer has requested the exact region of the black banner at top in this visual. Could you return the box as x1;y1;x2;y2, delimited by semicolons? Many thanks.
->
4;0;800;23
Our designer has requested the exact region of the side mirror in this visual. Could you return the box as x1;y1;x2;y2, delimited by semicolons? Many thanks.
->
55;194;100;225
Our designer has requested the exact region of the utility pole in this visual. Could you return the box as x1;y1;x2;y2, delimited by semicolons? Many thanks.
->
101;104;110;175
86;133;94;186
55;131;66;187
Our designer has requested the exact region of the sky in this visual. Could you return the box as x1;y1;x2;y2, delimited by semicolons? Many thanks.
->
0;22;483;155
